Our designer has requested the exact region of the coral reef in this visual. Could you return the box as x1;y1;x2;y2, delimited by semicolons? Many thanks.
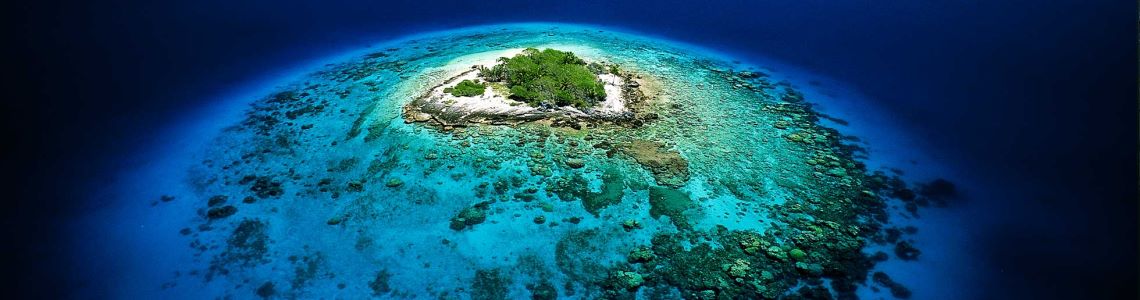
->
171;25;942;299
648;187;693;229
621;140;690;187
449;202;490;231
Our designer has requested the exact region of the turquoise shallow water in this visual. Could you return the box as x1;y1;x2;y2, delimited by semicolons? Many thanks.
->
71;23;975;299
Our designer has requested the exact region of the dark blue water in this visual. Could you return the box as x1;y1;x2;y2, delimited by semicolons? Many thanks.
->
7;0;1136;298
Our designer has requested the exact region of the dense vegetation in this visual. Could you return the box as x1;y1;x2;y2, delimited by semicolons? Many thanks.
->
444;79;487;97
478;48;606;108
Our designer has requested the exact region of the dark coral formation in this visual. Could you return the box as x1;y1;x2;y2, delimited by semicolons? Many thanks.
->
918;178;959;207
255;282;275;299
572;73;929;299
206;205;238;220
894;241;922;260
618;228;864;299
241;175;284;198
647;186;693;229
621;140;690;187
471;269;511;300
873;271;913;298
207;195;228;207
527;280;558;300
289;252;329;289
369;269;392;296
547;168;626;216
449;201;490;230
208;219;270;279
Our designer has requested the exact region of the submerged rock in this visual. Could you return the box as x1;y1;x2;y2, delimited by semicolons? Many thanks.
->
789;248;807;260
621;140;690;187
827;167;848;177
872;271;913;299
242;176;284;198
471;269;510;300
894;241;921;260
209;219;270;276
794;261;824;276
369;269;392;295
551;168;626;215
346;181;364;192
621;219;642;232
606;271;644;291
528;280;558;300
449;202;490;230
206;205;238;220
919;178;959;206
255;282;275;299
736;232;766;255
207;195;228;207
765;245;787;261
628;246;656;263
565;158;586;169
583;169;626;215
722;258;751;278
648;187;693;229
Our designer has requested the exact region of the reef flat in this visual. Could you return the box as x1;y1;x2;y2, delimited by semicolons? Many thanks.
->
161;24;955;299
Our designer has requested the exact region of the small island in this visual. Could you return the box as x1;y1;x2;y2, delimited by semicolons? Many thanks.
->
404;48;655;130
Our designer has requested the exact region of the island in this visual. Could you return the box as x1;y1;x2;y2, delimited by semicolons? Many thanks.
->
403;48;656;130
170;25;946;300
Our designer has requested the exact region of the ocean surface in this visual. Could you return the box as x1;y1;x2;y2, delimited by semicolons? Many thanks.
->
6;1;1137;300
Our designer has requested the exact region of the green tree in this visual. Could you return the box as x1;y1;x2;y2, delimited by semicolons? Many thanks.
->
481;48;606;108
444;79;486;97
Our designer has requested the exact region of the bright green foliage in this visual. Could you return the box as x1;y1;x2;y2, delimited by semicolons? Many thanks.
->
479;48;606;108
444;79;486;97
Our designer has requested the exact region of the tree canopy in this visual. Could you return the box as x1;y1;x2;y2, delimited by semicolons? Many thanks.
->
444;79;486;97
478;48;606;109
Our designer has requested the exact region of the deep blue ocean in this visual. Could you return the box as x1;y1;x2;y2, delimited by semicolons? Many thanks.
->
5;0;1137;299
